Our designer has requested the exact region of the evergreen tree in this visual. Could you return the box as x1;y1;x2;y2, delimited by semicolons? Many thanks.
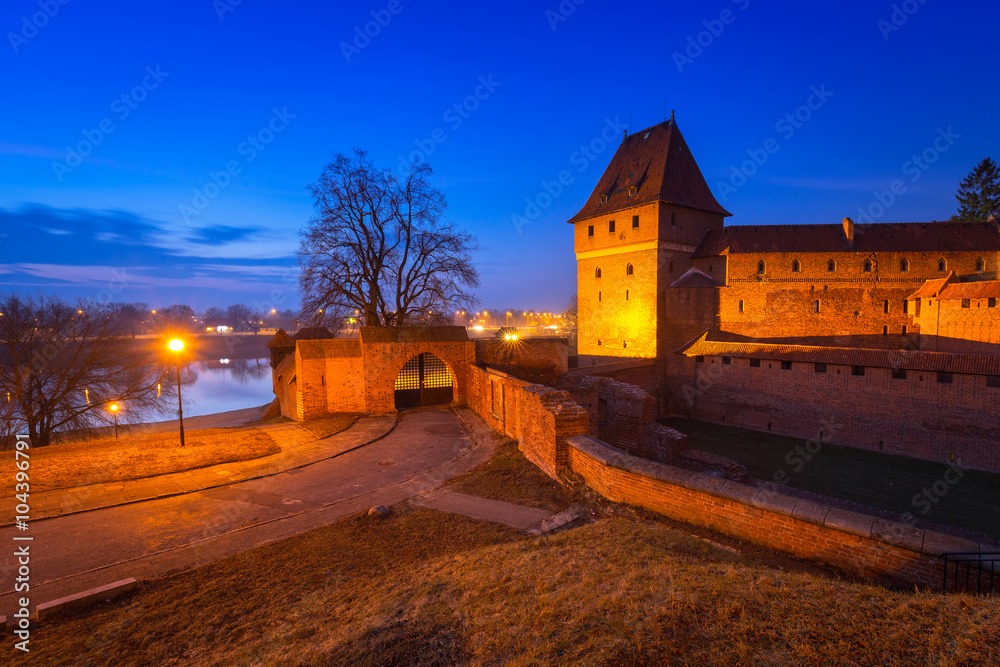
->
952;157;1000;221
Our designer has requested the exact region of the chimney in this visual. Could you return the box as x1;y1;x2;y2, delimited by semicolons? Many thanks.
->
842;217;855;246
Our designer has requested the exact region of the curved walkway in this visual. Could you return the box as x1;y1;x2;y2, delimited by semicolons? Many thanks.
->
15;416;397;525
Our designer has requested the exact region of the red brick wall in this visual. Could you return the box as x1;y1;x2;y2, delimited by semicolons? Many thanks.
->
474;338;569;384
567;435;988;590
362;341;476;413
914;297;1000;353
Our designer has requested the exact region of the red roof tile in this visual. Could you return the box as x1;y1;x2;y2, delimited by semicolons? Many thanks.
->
937;280;1000;300
693;221;1000;257
907;274;955;300
567;120;731;224
293;327;337;341
265;328;295;349
359;326;469;343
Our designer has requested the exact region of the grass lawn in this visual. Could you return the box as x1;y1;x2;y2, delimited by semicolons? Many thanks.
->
0;428;279;494
297;413;361;440
12;506;999;666
663;418;1000;540
445;439;581;513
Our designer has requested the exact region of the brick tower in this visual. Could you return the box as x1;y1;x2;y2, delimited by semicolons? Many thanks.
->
567;116;731;360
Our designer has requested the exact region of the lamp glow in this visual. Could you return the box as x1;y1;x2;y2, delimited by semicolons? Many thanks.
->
168;339;184;352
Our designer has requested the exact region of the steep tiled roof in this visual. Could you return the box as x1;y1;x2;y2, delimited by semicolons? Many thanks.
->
677;331;1000;376
937;280;1000;300
567;119;731;224
359;326;469;343
669;267;723;288
298;339;361;359
907;274;955;300
693;221;1000;257
266;328;295;349
292;327;337;341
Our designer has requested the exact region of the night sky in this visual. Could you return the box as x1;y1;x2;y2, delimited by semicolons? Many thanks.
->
2;0;997;312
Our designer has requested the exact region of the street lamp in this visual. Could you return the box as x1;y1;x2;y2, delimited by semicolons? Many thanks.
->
108;403;120;439
168;338;186;447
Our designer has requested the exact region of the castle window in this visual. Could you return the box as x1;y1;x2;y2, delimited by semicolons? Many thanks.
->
595;267;602;278
722;356;732;365
609;220;616;233
597;339;603;346
814;300;820;313
852;365;865;376
814;363;827;373
600;195;608;204
863;259;872;272
900;258;909;272
902;325;908;335
670;212;677;227
628;186;637;197
883;325;888;335
892;368;907;380
626;289;629;301
669;261;674;274
792;259;800;273
903;300;908;314
781;361;792;370
623;341;627;349
937;372;953;384
757;260;765;275
749;358;761;368
938;258;947;272
738;299;744;313
883;300;889;314
626;263;634;276
976;258;986;272
598;291;602;302
990;298;997;308
695;355;705;363
632;215;639;228
961;299;970;308
588;225;594;237
827;259;837;272
988;376;1000;388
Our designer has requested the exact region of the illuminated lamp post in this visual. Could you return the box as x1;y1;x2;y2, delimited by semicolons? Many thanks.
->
168;338;186;447
108;403;120;439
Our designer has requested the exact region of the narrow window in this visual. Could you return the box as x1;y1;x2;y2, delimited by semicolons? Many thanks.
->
722;356;732;365
623;341;628;349
670;212;676;227
792;259;800;273
892;368;907;380
902;325;908;335
814;363;827;373
938;258;947;272
781;361;792;370
961;299;971;309
609;220;616;233
900;258;909;272
814;300;820;313
757;260;765;275
852;365;865;376
827;259;836;272
669;261;674;274
738;299;744;313
976;258;986;272
883;325;888;335
626;263;634;276
883;300;889;314
990;298;997;308
937;372;953;384
595;267;602;278
588;225;594;237
695;355;705;363
632;215;639;228
598;291;602;302
915;299;921;317
863;259;872;272
626;289;629;301
903;300;909;314
749;358;761;368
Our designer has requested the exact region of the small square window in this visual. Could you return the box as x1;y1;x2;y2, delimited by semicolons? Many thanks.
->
695;355;705;363
961;299;971;309
722;356;732;365
988;375;1000;388
937;372;953;384
588;225;594;237
628;186;637;197
749;358;761;368
600;195;608;204
990;298;997;308
609;220;616;233
852;365;865;376
632;215;639;228
781;361;792;370
892;368;907;380
597;339;603;346
814;363;827;373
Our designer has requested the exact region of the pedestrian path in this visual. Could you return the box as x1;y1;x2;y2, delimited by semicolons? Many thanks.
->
17;416;396;525
411;489;553;531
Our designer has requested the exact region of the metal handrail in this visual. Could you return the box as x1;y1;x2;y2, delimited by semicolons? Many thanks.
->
941;552;999;595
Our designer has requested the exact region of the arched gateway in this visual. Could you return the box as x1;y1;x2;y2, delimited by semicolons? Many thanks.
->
394;352;454;409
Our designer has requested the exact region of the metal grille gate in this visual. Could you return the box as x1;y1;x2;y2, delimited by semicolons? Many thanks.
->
394;353;453;409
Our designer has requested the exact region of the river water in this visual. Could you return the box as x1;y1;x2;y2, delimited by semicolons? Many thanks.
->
166;357;274;418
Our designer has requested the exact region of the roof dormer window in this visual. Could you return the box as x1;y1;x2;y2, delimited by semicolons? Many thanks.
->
628;186;637;197
600;195;609;204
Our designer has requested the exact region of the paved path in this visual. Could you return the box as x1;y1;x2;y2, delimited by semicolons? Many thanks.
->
412;489;552;531
17;416;394;524
0;407;512;617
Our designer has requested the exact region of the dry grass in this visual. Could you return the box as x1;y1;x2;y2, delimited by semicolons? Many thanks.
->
446;438;581;513
13;507;998;666
0;428;279;493
297;413;361;440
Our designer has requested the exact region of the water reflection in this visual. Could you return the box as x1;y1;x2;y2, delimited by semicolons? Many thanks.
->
164;357;273;418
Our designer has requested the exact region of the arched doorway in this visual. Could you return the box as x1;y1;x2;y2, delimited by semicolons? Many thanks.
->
394;353;454;409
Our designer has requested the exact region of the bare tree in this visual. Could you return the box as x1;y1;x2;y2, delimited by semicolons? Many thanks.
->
0;294;171;448
298;149;479;327
226;304;257;332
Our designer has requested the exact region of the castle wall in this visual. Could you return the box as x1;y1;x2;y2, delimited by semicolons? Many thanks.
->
914;297;1000;352
361;340;475;414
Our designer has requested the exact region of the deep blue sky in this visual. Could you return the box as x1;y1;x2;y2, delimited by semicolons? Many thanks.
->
1;0;997;312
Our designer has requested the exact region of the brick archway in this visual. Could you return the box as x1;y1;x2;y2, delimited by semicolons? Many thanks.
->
393;352;455;409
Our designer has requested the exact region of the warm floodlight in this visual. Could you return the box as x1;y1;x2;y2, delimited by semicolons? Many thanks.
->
108;402;120;439
168;339;186;447
168;339;184;352
109;403;119;412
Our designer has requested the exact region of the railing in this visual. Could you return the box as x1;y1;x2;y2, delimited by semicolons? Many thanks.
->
941;552;1000;595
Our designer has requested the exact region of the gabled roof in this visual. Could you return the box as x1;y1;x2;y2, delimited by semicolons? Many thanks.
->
693;221;1000;257
907;274;955;300
669;267;723;288
293;327;337;341
676;331;1000;376
266;328;295;349
567;119;731;224
937;280;1000;300
359;326;469;343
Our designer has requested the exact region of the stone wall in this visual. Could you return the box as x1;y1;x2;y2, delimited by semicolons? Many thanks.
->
474;338;569;385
